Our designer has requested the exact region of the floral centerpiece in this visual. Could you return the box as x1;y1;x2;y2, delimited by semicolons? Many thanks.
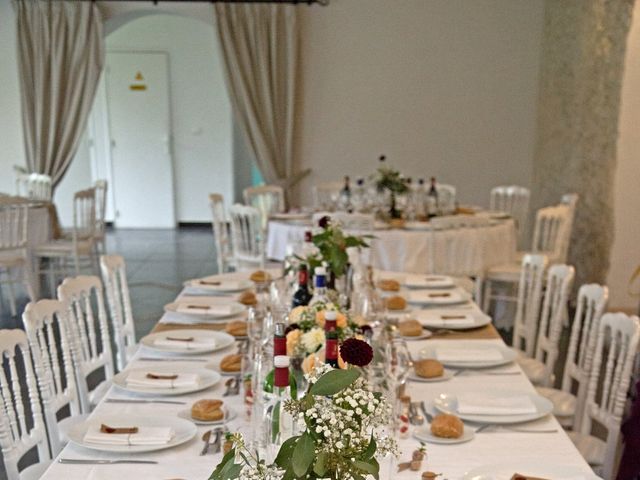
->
210;340;398;480
302;215;370;281
370;155;408;219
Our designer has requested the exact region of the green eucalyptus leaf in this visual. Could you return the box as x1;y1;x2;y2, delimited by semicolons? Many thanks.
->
209;448;237;479
274;435;299;469
352;458;380;476
310;368;360;396
313;451;327;476
292;432;315;477
361;435;376;460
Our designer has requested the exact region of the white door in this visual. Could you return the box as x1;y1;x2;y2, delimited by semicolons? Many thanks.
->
106;51;175;228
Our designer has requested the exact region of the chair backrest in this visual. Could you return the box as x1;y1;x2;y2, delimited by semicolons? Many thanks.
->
560;193;579;261
243;185;285;228
73;187;97;241
580;313;640;479
22;299;78;456
312;182;343;211
490;185;530;246
94;180;108;236
57;275;113;413
16;173;52;202
531;205;570;263
0;204;28;252
561;283;608;426
436;184;456;214
532;264;575;387
100;255;136;372
0;330;50;480
512;253;547;356
228;204;265;269
209;193;233;273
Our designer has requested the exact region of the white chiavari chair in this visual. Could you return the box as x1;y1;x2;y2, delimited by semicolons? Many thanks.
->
23;299;85;455
243;185;285;229
511;254;547;357
517;264;575;387
560;193;579;262
0;204;36;316
93;180;108;254
34;188;98;292
15;173;52;202
100;255;137;371
229;204;265;270
209;193;235;273
436;183;456;215
57;275;114;412
569;313;640;478
312;182;343;211
537;284;608;428
0;329;52;480
490;185;530;248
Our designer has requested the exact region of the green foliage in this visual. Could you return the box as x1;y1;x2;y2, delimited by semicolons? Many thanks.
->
307;221;370;278
309;368;360;396
372;165;408;195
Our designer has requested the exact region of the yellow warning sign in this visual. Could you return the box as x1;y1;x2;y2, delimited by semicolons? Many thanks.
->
135;71;144;81
130;71;147;91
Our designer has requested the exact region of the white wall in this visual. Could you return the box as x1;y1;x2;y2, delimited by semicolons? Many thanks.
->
0;1;26;192
99;13;232;223
294;0;544;207
607;8;640;312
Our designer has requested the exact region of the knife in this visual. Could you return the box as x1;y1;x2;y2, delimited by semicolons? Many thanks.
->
138;357;207;362
105;398;186;405
59;459;158;465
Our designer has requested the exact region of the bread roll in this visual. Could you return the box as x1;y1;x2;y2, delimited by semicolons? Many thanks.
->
385;295;407;311
191;399;224;421
377;279;400;292
238;291;257;306
250;270;271;283
225;320;247;337
430;413;464;438
220;353;242;372
398;319;423;336
414;359;444;378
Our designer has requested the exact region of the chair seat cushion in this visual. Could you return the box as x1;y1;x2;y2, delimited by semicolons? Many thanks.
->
536;386;577;417
516;356;549;385
20;460;52;480
34;239;93;256
485;262;521;282
568;431;606;466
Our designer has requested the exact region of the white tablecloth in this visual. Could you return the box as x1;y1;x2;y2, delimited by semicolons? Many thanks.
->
266;220;516;275
41;269;592;480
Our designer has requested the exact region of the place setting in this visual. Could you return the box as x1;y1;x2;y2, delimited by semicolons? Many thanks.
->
112;365;222;396
163;296;247;323
140;329;235;355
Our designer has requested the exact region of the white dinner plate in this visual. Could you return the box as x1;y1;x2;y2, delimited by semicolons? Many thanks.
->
404;274;455;289
178;406;237;426
270;212;311;221
414;310;492;330
113;367;221;396
403;221;432;231
419;344;517;368
183;278;253;293
413;425;475;445
408;368;454;383
406;289;471;306
433;390;553;424
462;461;602;480
67;415;197;453
140;329;235;355
164;300;246;319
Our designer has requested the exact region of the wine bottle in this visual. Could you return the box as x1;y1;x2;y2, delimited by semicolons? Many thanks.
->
309;266;329;306
428;176;439;217
325;330;339;368
267;355;295;452
324;310;337;332
291;264;312;308
339;175;352;212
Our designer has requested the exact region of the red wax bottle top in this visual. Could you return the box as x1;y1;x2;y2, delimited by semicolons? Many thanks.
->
274;336;286;356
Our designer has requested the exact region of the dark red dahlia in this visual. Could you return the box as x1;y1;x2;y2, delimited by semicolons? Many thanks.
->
318;215;331;229
285;323;300;335
340;338;373;367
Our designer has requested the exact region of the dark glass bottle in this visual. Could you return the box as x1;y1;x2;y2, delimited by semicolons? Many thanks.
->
325;330;339;368
291;264;312;308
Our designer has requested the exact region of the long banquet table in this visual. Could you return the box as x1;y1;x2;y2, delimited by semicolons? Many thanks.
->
267;219;517;275
41;268;593;480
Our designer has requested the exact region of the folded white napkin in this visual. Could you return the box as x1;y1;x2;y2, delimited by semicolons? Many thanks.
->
84;424;174;446
154;336;216;350
126;371;200;389
194;280;244;291
408;290;464;304
176;303;234;316
405;275;454;288
435;347;503;363
417;312;475;327
456;393;537;415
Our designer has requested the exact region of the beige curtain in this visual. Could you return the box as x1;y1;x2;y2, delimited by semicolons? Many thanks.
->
215;4;306;195
15;0;104;188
